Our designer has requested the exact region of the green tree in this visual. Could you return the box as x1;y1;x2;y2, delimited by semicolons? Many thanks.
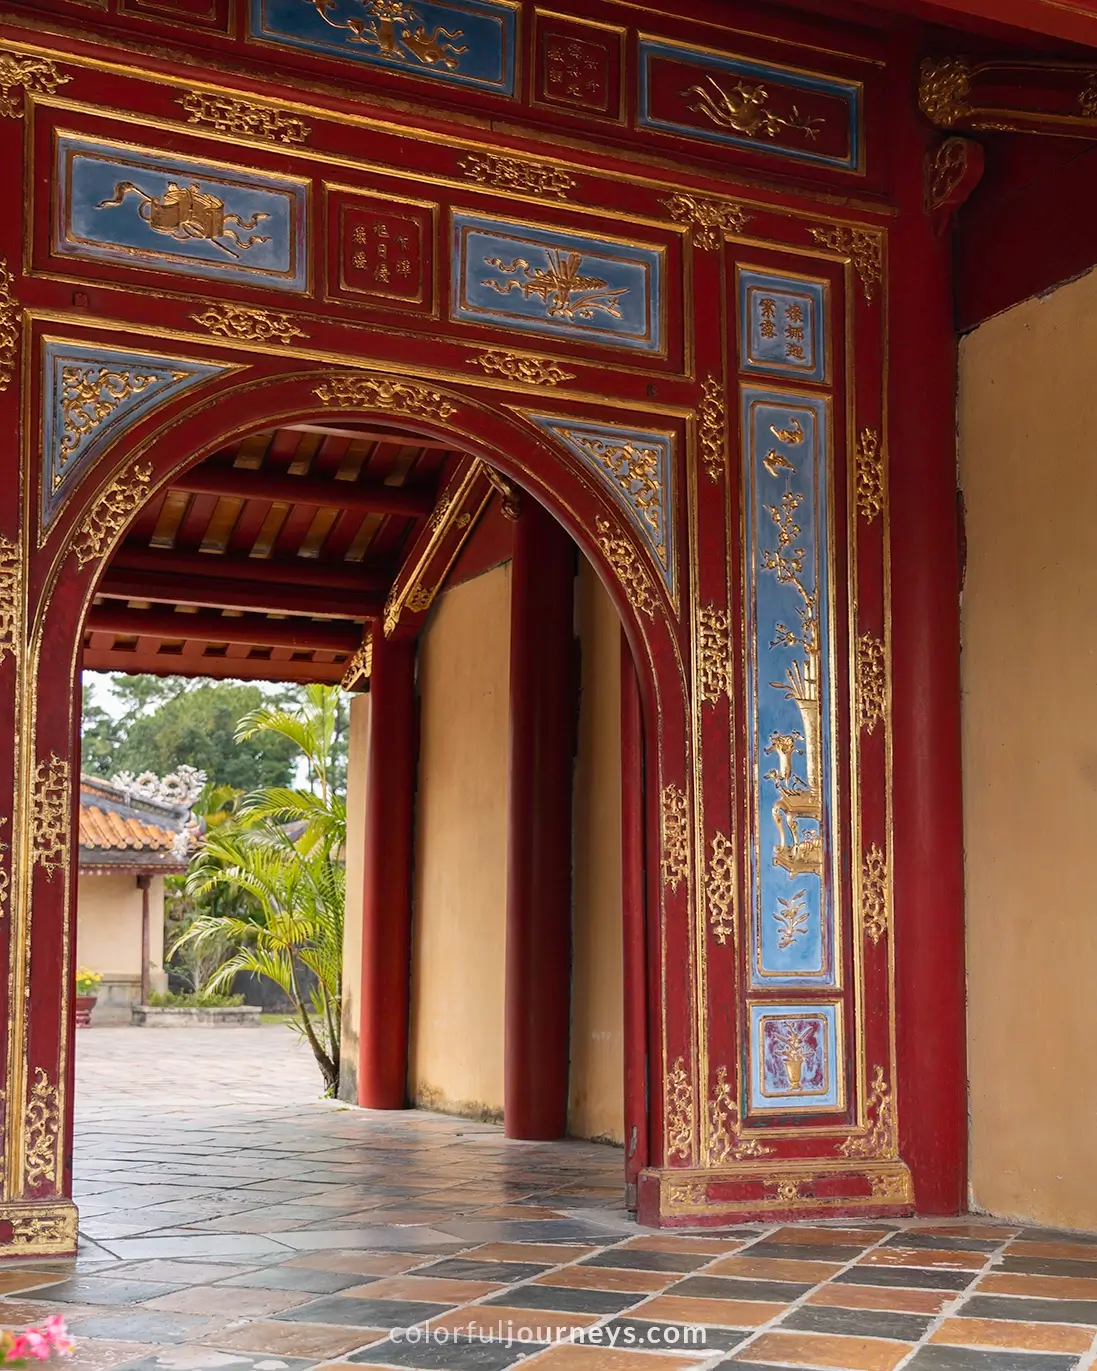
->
176;686;347;1094
80;683;124;777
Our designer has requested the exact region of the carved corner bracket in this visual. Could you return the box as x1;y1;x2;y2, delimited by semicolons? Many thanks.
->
924;137;985;234
920;54;1097;139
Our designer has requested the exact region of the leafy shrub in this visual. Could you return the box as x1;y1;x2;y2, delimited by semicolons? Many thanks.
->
146;989;245;1008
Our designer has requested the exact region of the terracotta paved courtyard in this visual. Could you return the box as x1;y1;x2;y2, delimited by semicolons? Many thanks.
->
1;1029;1096;1370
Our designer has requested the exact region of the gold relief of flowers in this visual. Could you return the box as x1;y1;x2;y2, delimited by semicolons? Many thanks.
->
59;367;159;463
707;1066;773;1165
661;192;752;252
178;92;310;145
72;461;154;569
698;604;731;706
0;534;22;668
773;890;810;950
666;1057;694;1162
861;843;887;944
595;516;657;620
468;350;575;387
706;832;735;947
838;1065;897;1160
659;784;690;892
567;434;664;563
0;50;70;119
857;633;886;735
856;428;884;523
31;754;71;880
341;637;373;692
191;305;306;345
808;224;883;303
314;374;457;423
24;1067;61;1190
772;1022;813;1092
0;258;17;392
459;152;576;201
698;377;727;482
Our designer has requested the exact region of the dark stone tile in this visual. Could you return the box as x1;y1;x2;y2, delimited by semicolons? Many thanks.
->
413;1260;551;1284
64;1312;222;1343
438;1220;632;1245
278;1295;456;1328
579;1249;712;1274
665;1275;811;1303
960;1294;1097;1325
1017;1229;1097;1247
219;1267;372;1294
35;1278;183;1305
601;1319;749;1354
350;1336;546;1369
778;1303;934;1341
738;1242;869;1263
997;1255;1097;1278
903;1347;1082;1371
833;1264;976;1290
481;1285;641;1315
882;1232;1002;1254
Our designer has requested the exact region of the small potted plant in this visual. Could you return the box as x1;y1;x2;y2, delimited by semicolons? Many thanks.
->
74;968;102;1028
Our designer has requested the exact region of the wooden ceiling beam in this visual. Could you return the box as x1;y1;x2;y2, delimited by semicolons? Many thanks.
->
172;467;434;517
283;422;453;449
97;571;383;620
81;648;347;685
109;548;392;593
85;606;364;653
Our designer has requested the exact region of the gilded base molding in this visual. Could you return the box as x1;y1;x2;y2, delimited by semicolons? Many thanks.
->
0;1201;79;1257
637;1158;914;1227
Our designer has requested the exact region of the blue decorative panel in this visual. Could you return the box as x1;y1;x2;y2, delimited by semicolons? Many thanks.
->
451;213;663;354
739;269;828;383
529;416;675;596
637;37;862;173
54;134;310;293
749;1002;843;1112
250;0;517;96
742;388;836;989
41;342;230;532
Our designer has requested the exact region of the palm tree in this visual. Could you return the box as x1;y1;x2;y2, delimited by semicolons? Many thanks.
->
174;686;348;1094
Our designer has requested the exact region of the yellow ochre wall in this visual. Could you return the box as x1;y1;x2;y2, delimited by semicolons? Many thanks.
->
407;553;624;1141
960;267;1097;1229
75;872;167;1017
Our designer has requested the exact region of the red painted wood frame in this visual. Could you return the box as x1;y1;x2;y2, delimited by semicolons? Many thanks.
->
0;4;966;1252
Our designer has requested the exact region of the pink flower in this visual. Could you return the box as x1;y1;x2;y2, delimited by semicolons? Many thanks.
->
0;1318;73;1365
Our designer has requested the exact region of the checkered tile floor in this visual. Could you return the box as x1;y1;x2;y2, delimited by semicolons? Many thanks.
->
3;1030;1097;1371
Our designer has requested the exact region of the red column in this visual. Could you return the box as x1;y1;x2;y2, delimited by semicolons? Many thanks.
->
505;498;575;1140
620;634;648;1205
358;632;417;1110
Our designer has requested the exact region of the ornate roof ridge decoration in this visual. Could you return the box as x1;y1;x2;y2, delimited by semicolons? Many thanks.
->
919;54;1097;137
662;192;752;252
41;342;231;537
314;372;457;423
0;50;69;119
458;152;576;201
0;259;17;392
191;305;307;345
178;92;311;145
108;766;206;807
528;414;676;600
467;349;575;387
808;222;883;304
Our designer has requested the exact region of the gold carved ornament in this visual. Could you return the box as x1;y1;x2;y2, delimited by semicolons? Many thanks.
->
31;754;71;879
191;305;306;345
767;1177;810;1204
698;604;731;705
665;1057;694;1162
808;224;883;304
467;350;575;387
59;366;161;462
314;373;457;423
861;842;887;944
659;784;690;891
594;516;657;620
838;1065;897;1160
23;1068;61;1190
0;259;17;392
482;252;627;325
918;56;973;127
698;377;727;481
706;832;735;947
178;92;310;145
72;461;154;569
664;1177;708;1212
97;183;272;257
856;632;887;735
303;0;468;71
566;434;664;561
340;636;373;692
684;75;824;143
662;193;752;252
0;534;21;668
0;816;9;919
707;1065;774;1165
856;428;884;523
925;137;975;215
459;152;576;202
0;50;69;118
871;1171;913;1203
6;1207;78;1250
483;467;523;521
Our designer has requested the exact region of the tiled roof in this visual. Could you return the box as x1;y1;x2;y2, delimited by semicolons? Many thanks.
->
79;803;178;853
78;776;193;872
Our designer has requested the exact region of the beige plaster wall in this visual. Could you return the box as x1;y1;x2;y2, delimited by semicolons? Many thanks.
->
569;560;625;1144
408;564;511;1120
960;267;1097;1228
76;872;167;1016
338;691;370;1104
